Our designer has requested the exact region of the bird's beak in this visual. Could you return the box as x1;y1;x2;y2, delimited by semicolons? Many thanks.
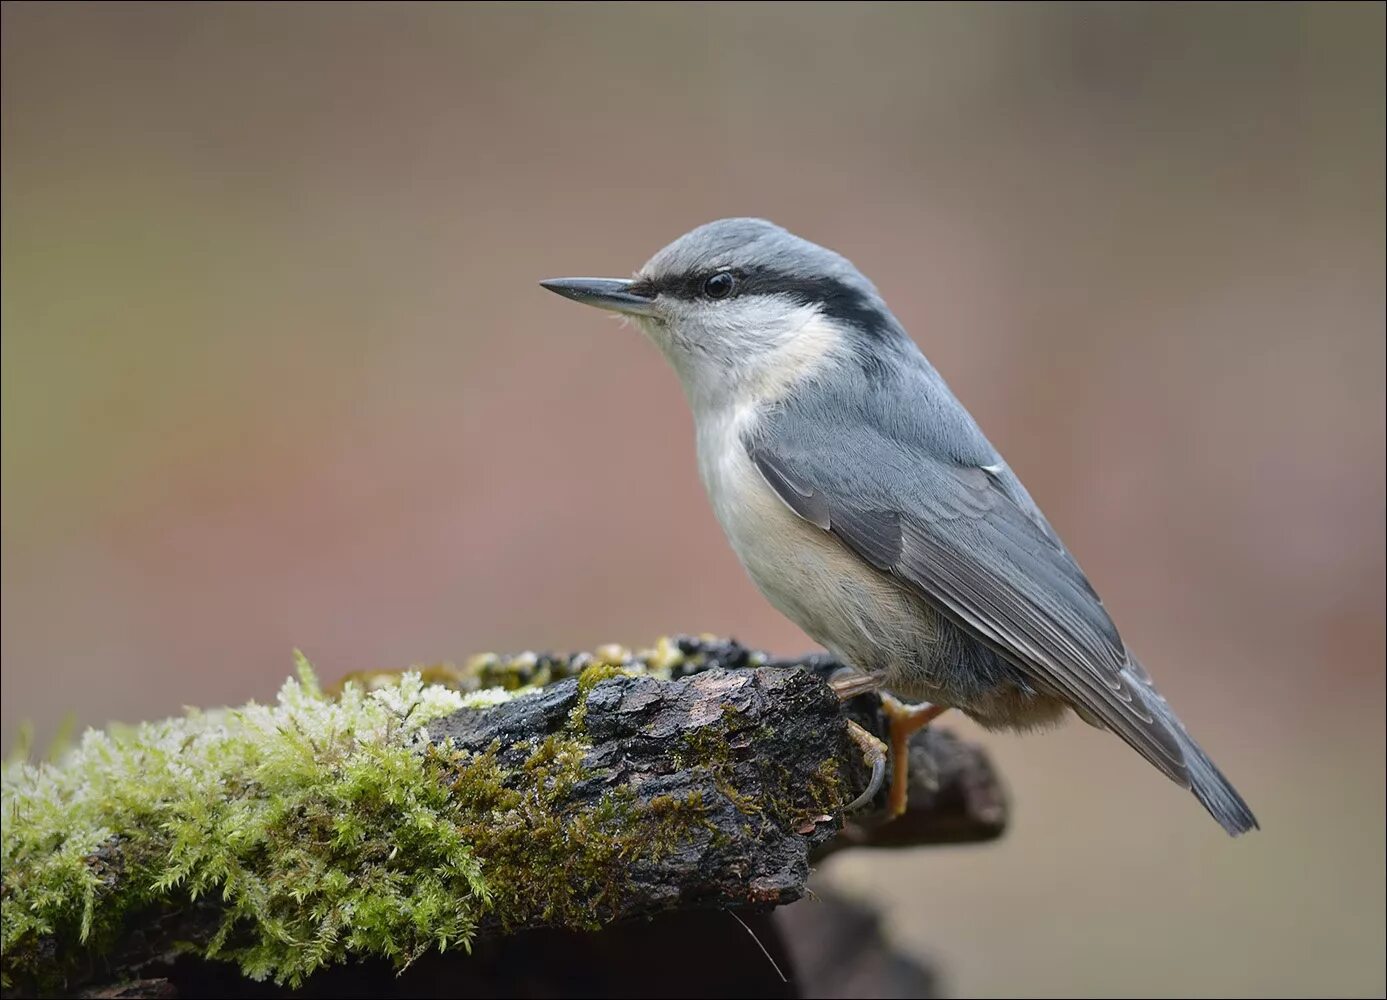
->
539;277;659;318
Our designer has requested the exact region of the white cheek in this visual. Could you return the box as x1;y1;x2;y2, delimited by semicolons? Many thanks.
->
646;295;847;423
740;310;843;402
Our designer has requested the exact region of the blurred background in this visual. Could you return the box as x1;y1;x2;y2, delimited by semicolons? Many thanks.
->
3;3;1383;996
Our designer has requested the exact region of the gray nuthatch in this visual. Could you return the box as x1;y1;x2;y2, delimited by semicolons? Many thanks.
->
541;218;1257;836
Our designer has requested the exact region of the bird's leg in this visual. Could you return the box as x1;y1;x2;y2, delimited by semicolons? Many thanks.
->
830;672;947;818
829;670;881;700
880;694;948;818
842;720;887;813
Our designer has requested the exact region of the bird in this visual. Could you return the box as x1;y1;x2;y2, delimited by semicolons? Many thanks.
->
540;218;1258;836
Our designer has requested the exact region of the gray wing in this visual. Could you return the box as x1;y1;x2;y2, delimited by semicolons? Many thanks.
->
746;413;1192;786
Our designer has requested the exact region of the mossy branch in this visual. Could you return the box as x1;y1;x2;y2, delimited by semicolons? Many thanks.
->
2;637;1006;998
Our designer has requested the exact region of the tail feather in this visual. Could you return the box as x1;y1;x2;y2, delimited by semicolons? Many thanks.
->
1124;657;1258;836
1179;728;1259;836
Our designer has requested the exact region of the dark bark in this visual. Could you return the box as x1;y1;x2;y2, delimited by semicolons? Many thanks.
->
38;639;1006;999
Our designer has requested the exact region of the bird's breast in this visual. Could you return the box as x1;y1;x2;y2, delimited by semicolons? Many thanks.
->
692;402;933;672
695;404;797;562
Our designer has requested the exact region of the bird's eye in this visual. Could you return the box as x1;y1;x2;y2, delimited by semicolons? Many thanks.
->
702;271;736;300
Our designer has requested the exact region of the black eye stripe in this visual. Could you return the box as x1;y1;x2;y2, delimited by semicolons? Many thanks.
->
639;270;735;300
636;266;898;340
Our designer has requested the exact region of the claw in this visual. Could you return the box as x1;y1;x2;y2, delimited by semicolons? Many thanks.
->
843;720;887;813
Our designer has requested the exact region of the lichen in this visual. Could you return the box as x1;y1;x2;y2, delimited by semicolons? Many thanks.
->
325;634;712;698
0;645;746;993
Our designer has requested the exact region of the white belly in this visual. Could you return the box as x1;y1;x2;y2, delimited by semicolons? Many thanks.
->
694;404;934;672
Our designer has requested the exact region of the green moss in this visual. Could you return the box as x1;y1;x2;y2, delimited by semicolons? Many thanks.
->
433;662;712;933
2;665;485;992
0;651;722;993
808;756;845;816
576;661;627;694
439;742;709;933
567;662;630;732
673;703;844;835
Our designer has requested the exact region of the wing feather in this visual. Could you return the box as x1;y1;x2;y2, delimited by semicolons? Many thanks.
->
748;435;1189;781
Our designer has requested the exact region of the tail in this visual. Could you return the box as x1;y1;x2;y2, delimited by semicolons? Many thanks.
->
1176;726;1259;836
1127;657;1259;836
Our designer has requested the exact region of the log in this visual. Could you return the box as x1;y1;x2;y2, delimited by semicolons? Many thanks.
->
3;637;1007;998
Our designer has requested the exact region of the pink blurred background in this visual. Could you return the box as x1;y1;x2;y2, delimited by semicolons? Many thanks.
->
3;4;1383;996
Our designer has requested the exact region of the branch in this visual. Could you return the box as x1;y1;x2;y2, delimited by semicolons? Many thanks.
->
2;637;1006;998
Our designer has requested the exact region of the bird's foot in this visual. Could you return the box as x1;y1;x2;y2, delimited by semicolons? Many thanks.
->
880;694;948;819
842;720;887;813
